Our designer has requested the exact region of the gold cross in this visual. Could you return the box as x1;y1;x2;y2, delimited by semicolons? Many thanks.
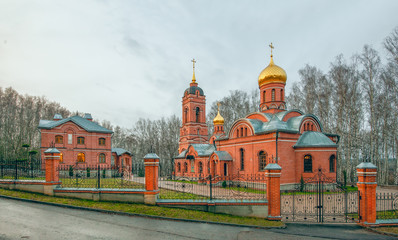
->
217;102;221;111
191;58;196;71
269;43;274;56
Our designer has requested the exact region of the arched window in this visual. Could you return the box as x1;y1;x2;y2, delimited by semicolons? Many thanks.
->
263;91;266;102
304;155;312;172
59;153;63;163
184;108;188;123
98;138;106;146
55;135;63;144
259;151;267;170
329;155;335;172
195;107;200;122
224;163;227;176
237;129;240;138
280;89;283;101
184;162;188;172
177;162;181;172
272;89;275;101
77;137;85;145
240;148;245;170
99;153;106;163
244;128;247;136
240;127;243;137
199;162;203;173
77;153;85;162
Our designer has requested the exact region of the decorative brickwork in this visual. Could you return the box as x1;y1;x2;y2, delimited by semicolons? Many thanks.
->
357;162;377;225
265;163;282;220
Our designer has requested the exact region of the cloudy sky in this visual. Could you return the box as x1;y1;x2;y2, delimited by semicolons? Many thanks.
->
1;0;398;128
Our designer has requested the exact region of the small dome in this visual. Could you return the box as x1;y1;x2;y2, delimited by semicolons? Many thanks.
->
258;56;287;88
213;110;224;125
184;86;204;97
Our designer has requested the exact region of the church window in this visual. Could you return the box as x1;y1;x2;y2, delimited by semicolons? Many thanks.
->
224;163;227;176
184;108;188;123
55;135;63;144
259;151;267;170
244;128;247;136
237;129;240;138
240;148;245;170
272;89;275;101
99;138;106;146
263;91;266;102
184;162;188;172
311;124;314;131
199;162;203;174
77;153;85;162
329;155;335;172
195;107;200;122
304;155;312;172
68;134;72;144
240;127;243;137
190;159;194;172
177;162;181;172
280;89;283;101
59;153;63;163
99;153;106;163
77;137;85;145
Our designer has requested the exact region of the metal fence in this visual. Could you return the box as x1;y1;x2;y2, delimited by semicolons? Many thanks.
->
58;164;145;189
0;159;44;180
158;173;267;201
376;192;398;220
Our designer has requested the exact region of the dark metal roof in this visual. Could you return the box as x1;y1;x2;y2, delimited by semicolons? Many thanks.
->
38;115;113;134
184;86;204;97
293;131;337;148
112;148;132;156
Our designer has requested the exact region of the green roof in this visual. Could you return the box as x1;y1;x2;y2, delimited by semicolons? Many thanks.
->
294;131;337;148
38;115;113;134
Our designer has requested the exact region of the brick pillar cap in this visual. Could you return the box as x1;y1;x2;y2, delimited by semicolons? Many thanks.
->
44;148;60;154
264;163;282;170
356;162;377;169
144;153;160;159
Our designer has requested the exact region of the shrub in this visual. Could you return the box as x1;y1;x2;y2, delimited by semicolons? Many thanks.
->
86;167;90;178
222;181;227;188
102;169;106;178
69;166;73;177
300;175;305;192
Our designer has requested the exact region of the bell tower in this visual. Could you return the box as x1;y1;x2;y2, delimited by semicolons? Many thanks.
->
258;43;287;114
179;59;208;153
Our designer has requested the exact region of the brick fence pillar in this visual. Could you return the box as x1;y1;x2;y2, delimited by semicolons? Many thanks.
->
356;162;377;225
144;153;160;205
43;148;61;195
265;163;282;220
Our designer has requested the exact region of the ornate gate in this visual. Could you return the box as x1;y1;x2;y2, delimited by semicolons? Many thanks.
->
281;168;359;223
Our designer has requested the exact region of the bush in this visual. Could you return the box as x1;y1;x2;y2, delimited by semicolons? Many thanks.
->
69;166;73;177
222;181;227;188
86;167;90;178
102;169;106;178
300;175;305;192
138;168;145;177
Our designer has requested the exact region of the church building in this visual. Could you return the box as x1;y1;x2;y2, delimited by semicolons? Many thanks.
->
175;46;339;187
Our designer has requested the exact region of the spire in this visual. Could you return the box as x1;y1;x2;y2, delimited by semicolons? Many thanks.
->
191;58;196;83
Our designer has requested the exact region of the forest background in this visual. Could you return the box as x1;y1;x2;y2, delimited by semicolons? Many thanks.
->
1;27;398;185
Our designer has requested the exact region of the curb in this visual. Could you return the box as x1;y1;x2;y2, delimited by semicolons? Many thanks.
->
0;194;286;230
365;226;398;238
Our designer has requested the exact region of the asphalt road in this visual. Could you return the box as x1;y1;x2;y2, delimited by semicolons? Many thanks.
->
0;198;394;240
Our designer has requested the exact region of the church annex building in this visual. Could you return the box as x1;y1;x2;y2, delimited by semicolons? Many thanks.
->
175;46;339;187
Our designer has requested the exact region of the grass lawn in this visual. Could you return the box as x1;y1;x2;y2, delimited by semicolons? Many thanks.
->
375;227;398;235
0;188;283;228
59;178;145;189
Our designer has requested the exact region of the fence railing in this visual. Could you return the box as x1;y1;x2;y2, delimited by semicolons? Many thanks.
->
158;173;267;201
58;164;145;189
0;159;44;180
376;192;398;220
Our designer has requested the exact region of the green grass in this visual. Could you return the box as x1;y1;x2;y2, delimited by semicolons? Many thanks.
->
0;188;283;228
159;188;209;200
59;178;145;189
220;186;267;195
170;180;198;185
376;210;398;219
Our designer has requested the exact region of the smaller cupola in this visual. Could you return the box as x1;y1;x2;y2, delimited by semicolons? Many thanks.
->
84;113;93;121
53;114;63;121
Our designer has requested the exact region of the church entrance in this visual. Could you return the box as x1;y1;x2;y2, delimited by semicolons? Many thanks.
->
281;168;359;223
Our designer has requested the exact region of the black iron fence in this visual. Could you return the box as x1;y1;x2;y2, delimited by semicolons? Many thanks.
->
376;192;398;220
58;164;145;189
158;173;267;201
0;159;44;180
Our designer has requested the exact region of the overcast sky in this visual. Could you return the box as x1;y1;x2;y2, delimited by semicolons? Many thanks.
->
1;0;398;128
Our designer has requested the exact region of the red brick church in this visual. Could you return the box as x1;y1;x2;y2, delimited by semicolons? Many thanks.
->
175;46;339;187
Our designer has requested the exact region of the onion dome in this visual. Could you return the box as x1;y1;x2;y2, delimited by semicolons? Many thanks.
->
258;44;287;87
213;103;224;125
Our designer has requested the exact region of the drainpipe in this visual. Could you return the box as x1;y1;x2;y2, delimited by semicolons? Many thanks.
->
275;130;279;163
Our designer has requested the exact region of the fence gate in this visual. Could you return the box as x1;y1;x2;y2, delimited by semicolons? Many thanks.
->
281;168;359;223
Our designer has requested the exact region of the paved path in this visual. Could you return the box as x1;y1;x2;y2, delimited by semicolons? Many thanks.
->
0;197;394;240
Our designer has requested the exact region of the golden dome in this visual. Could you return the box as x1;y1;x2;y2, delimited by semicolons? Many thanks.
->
213;102;224;125
258;56;287;87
